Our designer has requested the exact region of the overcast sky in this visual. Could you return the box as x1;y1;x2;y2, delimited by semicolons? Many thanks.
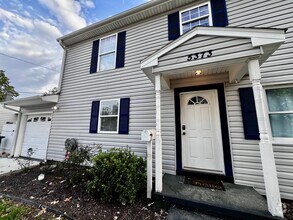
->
0;0;147;98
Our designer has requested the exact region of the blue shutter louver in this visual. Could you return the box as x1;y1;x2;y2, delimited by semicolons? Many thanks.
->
90;40;100;74
168;12;180;41
210;0;229;27
89;101;100;133
239;88;260;140
116;31;126;69
119;98;130;134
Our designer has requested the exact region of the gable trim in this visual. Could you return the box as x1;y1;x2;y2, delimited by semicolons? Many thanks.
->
141;26;286;70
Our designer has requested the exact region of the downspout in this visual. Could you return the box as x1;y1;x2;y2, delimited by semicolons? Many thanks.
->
2;104;21;157
56;40;67;94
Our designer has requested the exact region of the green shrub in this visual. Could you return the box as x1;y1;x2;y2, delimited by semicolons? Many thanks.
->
0;199;29;220
86;148;146;204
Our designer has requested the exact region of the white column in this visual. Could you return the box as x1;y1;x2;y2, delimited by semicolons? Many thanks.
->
147;140;152;198
14;114;27;157
248;59;283;217
155;74;162;192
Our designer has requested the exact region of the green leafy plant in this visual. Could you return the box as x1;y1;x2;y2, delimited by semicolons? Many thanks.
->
0;199;28;220
86;148;146;204
62;143;102;185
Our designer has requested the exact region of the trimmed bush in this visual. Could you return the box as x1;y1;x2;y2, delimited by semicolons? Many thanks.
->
86;148;146;204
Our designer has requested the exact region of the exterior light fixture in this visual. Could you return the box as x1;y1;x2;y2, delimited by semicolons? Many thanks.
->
52;105;59;111
195;70;202;75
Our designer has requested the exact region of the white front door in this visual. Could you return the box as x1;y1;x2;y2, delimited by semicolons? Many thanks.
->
21;115;52;160
180;90;225;174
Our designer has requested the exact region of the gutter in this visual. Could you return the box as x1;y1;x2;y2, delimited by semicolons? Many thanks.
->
2;104;21;157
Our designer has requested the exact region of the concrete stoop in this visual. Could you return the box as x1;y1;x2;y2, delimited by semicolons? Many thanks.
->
154;174;283;220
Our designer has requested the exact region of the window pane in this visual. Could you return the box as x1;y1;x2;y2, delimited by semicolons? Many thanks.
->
100;117;118;132
101;101;119;115
270;114;293;137
199;5;209;16
100;35;116;54
199;17;209;26
181;11;190;22
182;23;191;33
191;20;200;28
267;88;293;112
190;8;199;19
99;53;115;71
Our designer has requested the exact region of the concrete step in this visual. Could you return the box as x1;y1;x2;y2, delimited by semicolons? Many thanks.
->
154;174;283;220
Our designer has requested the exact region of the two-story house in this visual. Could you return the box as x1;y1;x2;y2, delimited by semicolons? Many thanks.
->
4;0;292;217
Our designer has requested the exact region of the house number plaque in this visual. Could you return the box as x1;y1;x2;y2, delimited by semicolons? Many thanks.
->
187;50;213;61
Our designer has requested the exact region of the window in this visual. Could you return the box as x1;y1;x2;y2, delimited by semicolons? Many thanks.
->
98;99;120;133
98;34;117;71
266;87;293;138
188;96;208;105
180;2;212;34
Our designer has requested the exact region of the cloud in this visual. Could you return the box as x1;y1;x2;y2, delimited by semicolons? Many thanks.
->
0;8;63;97
0;8;34;29
38;0;94;31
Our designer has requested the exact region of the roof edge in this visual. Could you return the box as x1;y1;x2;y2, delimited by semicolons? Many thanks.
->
57;0;169;43
141;26;286;69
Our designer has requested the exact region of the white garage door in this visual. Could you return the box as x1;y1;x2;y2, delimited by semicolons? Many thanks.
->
21;115;52;160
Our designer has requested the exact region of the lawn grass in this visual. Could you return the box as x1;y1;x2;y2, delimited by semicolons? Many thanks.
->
0;199;29;220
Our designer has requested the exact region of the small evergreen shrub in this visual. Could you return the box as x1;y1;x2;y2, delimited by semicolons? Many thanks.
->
86;148;146;204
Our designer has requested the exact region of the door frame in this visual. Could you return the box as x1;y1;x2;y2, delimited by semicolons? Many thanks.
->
174;83;234;181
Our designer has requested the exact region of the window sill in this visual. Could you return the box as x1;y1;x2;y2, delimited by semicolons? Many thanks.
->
272;139;293;146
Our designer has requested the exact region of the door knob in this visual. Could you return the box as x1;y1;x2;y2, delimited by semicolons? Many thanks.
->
182;125;186;130
182;132;186;135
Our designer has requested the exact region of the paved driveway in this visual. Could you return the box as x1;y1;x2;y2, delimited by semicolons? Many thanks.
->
0;158;39;175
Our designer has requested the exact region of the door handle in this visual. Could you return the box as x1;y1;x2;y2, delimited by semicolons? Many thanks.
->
182;132;186;135
182;125;186;130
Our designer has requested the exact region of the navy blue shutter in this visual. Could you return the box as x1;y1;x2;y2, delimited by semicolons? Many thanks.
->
90;40;100;73
89;101;100;133
210;0;228;27
116;31;126;68
168;12;180;41
119;98;130;134
239;88;260;140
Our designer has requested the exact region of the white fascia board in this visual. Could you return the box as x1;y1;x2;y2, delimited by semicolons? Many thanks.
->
140;26;286;69
41;94;59;103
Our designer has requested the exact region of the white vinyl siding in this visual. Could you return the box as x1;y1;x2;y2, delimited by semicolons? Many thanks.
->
47;0;293;201
47;16;176;174
226;0;293;200
0;106;18;133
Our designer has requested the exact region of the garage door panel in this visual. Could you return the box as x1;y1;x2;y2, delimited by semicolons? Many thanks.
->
21;115;52;160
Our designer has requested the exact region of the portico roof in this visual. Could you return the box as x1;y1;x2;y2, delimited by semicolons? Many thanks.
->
3;95;59;107
140;26;286;89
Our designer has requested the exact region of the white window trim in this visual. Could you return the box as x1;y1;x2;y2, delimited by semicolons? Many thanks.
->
179;1;213;35
97;33;118;72
264;85;293;145
98;99;120;134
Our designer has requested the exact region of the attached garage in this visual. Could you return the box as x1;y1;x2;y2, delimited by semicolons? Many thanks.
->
2;95;59;160
21;115;52;160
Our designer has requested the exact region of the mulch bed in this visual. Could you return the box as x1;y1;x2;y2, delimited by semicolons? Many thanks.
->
184;176;225;191
0;162;168;220
283;200;293;220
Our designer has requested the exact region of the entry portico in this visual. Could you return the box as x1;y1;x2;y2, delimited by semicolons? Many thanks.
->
141;26;286;217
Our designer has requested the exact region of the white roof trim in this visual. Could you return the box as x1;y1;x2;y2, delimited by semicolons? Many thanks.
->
140;26;286;69
3;95;59;107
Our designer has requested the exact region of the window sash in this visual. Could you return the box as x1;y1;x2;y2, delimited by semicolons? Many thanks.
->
98;99;120;133
266;87;293;139
98;34;117;71
179;2;212;34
